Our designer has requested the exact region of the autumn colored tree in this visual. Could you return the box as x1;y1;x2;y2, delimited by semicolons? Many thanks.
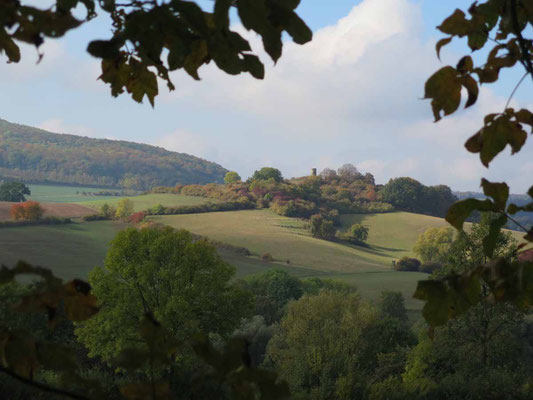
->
413;227;454;263
10;201;44;221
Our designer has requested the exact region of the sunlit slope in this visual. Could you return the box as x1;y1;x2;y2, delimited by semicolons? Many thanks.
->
153;210;439;272
79;193;216;212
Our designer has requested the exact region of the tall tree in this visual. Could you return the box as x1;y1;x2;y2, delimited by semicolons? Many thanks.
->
0;181;30;202
75;227;253;362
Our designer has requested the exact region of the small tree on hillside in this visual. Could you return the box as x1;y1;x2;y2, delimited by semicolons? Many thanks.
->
0;182;31;202
224;171;241;184
340;223;369;245
250;167;283;183
115;199;134;220
413;226;454;263
309;214;336;240
337;163;361;182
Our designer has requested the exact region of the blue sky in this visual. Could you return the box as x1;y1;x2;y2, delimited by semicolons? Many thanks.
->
1;0;531;192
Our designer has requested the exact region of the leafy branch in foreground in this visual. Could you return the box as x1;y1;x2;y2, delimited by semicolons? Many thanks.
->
0;0;312;106
418;0;533;330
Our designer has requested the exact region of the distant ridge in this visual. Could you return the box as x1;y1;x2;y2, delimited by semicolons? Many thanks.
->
0;119;227;190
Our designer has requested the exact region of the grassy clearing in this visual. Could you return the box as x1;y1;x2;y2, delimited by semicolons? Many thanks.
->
28;184;123;203
152;210;396;272
79;193;215;212
0;221;127;280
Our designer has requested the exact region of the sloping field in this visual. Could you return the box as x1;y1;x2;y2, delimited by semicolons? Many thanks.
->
0;221;127;280
153;210;396;273
0;201;95;221
152;210;458;272
79;193;216;212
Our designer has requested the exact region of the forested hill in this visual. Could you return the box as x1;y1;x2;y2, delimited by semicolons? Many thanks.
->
0;119;227;189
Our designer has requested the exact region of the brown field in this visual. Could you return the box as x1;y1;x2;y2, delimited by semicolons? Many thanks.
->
0;201;95;221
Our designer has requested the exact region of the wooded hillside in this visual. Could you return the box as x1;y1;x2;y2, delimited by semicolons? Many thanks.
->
0;119;227;189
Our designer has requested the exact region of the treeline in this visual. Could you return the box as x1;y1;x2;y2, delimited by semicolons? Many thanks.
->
0;119;227;190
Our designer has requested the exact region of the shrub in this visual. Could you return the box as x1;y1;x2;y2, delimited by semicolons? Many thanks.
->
340;223;369;245
310;214;336;240
128;211;145;224
115;198;135;220
10;201;44;221
82;214;109;221
99;203;116;219
395;257;421;272
0;217;71;228
419;262;443;274
262;253;274;262
149;203;166;215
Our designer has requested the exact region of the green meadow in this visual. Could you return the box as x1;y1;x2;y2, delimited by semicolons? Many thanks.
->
79;193;216;212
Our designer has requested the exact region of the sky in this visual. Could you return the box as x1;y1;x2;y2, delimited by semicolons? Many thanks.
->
0;0;532;193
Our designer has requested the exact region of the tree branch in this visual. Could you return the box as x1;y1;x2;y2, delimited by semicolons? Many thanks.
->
0;366;89;400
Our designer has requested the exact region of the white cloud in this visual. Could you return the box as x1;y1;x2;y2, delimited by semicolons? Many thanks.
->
38;118;111;139
154;130;219;161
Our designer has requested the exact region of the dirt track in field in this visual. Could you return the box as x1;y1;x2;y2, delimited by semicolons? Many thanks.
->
0;202;95;221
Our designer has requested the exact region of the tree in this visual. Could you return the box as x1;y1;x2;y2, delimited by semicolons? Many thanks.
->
250;167;283;183
265;291;413;400
114;198;135;220
413;227;454;263
0;181;30;202
243;269;304;324
99;203;115;219
309;214;336;240
443;213;517;274
10;201;44;221
0;1;312;107
337;163;361;182
381;177;423;212
379;291;408;324
340;223;369;245
75;226;253;362
224;171;241;184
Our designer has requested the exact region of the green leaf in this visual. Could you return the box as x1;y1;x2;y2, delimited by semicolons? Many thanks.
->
243;54;265;79
483;214;507;258
446;198;495;230
456;55;473;73
461;74;478;108
284;12;313;45
424;66;462;121
183;40;209;80
438;9;470;36
436;37;452;59
87;40;122;59
481;178;509;210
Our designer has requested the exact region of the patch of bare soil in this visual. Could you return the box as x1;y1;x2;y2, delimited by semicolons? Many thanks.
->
0;202;95;221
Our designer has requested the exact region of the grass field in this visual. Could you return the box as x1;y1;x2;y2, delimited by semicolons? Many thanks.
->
0;221;127;280
79;193;216;212
151;210;461;310
4;208;522;311
28;184;124;203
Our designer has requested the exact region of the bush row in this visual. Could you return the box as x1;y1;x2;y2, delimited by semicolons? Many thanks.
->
394;257;443;274
0;217;72;228
145;201;255;216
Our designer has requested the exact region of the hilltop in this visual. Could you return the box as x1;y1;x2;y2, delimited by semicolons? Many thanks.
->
0;119;227;189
